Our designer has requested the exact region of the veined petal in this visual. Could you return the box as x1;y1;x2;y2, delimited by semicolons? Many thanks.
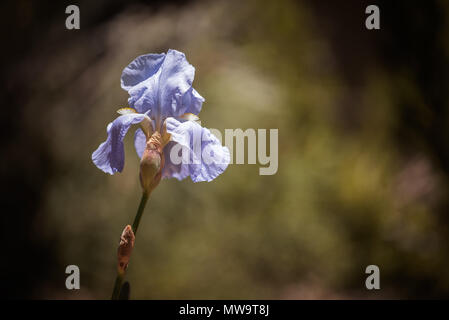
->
92;113;146;174
127;72;160;114
179;87;204;116
123;49;199;121
121;53;166;90
162;141;191;181
163;117;230;182
157;49;196;120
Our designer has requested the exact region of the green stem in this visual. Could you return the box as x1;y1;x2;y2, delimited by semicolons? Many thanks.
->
132;192;149;236
111;272;124;300
111;192;149;300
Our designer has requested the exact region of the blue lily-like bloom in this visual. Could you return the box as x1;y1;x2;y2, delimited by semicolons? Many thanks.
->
92;49;230;189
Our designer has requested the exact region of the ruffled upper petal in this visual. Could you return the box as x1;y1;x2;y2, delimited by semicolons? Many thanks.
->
157;49;195;119
121;53;166;91
92;113;146;174
127;72;160;114
163;118;230;182
122;49;199;122
180;87;204;115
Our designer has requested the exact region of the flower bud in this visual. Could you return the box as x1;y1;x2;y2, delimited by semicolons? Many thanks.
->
117;225;135;274
139;132;164;194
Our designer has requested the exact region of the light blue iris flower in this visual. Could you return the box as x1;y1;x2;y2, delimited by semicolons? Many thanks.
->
92;49;230;183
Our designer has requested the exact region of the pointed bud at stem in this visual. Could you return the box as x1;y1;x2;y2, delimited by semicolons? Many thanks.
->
139;132;164;195
117;225;135;274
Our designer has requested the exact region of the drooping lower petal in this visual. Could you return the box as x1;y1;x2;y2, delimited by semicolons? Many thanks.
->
164;117;230;182
92;113;146;174
162;141;191;181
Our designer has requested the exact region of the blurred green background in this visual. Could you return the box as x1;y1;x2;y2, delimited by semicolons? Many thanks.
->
2;0;449;299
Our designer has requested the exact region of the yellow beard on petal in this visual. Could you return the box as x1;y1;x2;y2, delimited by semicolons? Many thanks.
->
117;107;137;115
117;107;154;138
178;113;199;121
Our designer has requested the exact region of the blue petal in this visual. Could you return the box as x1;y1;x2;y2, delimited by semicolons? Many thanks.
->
121;53;166;91
123;49;198;120
162;141;191;181
127;72;160;114
134;128;146;159
163;118;230;182
92;113;146;174
181;87;204;115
